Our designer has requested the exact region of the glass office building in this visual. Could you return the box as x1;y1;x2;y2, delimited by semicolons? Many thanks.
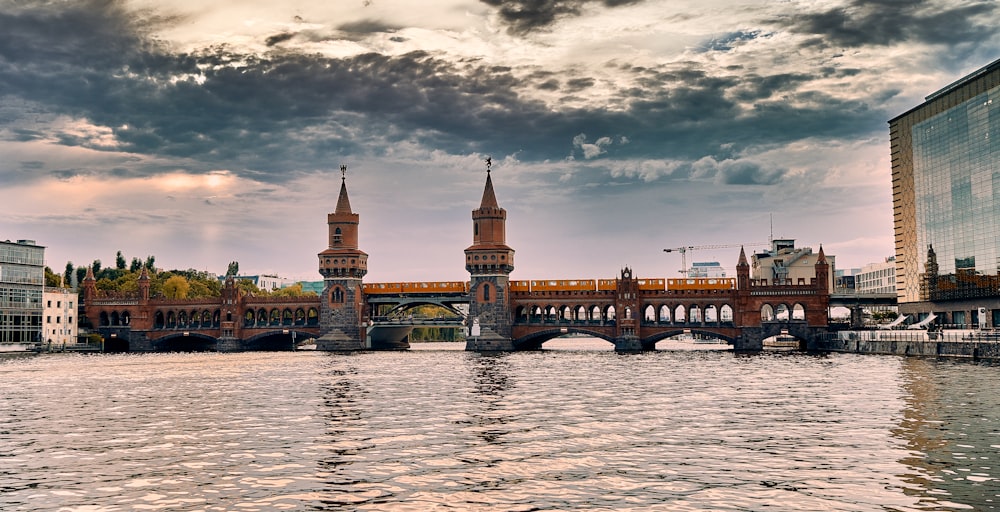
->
890;58;1000;324
0;239;45;344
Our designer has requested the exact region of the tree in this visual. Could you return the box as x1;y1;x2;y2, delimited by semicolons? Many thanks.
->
75;267;87;287
234;278;261;296
270;283;317;297
115;250;126;270
44;266;62;288
64;262;74;288
92;259;102;275
144;255;155;271
129;257;142;273
162;275;190;299
226;261;239;277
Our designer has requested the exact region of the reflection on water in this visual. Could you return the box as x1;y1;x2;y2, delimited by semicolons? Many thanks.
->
1;344;999;510
894;357;1000;509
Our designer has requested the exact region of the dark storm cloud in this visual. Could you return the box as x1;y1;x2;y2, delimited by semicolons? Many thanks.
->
337;19;401;34
777;0;997;47
0;0;938;188
480;0;644;34
265;32;296;46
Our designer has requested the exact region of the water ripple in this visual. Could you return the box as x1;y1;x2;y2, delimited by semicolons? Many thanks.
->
1;346;999;510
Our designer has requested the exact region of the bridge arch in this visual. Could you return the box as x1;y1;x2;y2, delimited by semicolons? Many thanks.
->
642;329;736;349
153;332;218;352
380;300;465;320
514;328;616;350
243;330;312;351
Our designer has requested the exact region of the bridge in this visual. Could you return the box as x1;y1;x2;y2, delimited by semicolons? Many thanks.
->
83;163;837;352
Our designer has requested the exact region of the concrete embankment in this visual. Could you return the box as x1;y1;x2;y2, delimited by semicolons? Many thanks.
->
814;337;1000;360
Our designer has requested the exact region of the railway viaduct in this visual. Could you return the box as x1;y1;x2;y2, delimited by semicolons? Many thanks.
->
84;163;831;352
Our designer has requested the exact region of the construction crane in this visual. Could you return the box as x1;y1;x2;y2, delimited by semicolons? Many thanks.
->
663;242;769;276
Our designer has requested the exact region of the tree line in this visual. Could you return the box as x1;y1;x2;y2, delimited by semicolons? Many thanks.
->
50;251;315;300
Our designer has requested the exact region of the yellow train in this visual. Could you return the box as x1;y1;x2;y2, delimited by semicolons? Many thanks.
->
362;277;732;295
363;281;469;295
666;277;735;290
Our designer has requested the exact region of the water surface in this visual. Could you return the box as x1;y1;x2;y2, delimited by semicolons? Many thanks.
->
1;341;998;510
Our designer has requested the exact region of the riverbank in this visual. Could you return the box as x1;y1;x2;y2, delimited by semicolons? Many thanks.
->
815;336;1000;360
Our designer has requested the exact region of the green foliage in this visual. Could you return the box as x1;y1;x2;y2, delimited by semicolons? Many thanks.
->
64;262;74;288
226;261;239;276
145;255;155;270
234;278;262;296
129;257;142;273
75;268;87;288
270;283;317;297
162;275;190;299
44;266;62;288
92;259;102;275
115;250;126;270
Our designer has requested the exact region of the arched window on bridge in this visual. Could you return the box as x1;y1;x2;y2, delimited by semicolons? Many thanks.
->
761;304;775;322
792;303;806;321
643;305;655;322
332;287;344;304
720;305;734;323
705;305;718;324
474;222;479;237
690;306;701;323
659;305;671;323
482;283;490;302
333;227;342;244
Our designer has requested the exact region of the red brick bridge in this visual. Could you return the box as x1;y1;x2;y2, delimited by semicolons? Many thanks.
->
84;164;831;352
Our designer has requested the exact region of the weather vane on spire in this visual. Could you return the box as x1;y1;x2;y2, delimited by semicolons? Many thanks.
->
340;164;347;181
485;156;492;174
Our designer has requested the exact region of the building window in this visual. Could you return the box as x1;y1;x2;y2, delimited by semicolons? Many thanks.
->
482;283;490;302
333;228;342;244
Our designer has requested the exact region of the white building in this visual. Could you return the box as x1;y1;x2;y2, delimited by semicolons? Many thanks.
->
855;257;896;295
43;288;77;346
688;261;727;278
223;274;296;291
751;239;836;290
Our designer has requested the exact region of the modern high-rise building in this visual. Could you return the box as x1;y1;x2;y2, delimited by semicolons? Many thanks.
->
890;58;1000;326
0;239;45;344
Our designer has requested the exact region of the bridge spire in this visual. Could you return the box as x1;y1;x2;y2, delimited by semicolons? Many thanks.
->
335;164;353;215
480;157;499;209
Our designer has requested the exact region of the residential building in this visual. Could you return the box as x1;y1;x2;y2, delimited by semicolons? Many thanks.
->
856;257;897;296
687;261;726;278
0;239;45;344
43;288;77;346
221;274;295;291
890;57;1000;325
751;239;836;290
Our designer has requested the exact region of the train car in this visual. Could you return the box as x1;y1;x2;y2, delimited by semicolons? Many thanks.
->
401;281;469;294
637;278;666;291
363;282;404;294
510;280;531;292
529;279;597;292
666;277;736;291
597;279;617;291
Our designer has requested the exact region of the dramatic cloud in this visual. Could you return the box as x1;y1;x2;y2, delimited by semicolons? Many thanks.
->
1;0;997;280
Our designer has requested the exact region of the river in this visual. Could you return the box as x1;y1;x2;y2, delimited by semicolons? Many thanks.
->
1;339;999;511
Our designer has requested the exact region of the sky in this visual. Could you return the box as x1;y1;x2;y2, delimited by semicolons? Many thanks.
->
2;0;999;283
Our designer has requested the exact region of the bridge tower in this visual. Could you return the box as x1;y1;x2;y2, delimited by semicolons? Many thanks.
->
614;267;643;351
465;158;516;351
316;165;369;350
